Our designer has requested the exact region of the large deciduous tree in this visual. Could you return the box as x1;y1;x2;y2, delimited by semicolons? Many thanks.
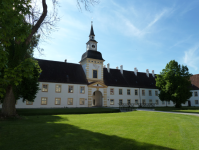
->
156;60;192;108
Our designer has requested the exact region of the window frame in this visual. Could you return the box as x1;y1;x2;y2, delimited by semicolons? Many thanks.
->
79;98;85;105
80;86;85;94
149;90;152;96
156;100;159;105
119;89;123;95
42;84;48;92
55;84;62;93
135;89;138;96
149;99;152;103
127;99;131;105
142;90;145;96
195;100;198;104
142;99;146;104
26;100;33;105
68;85;74;93
67;98;73;105
110;88;114;95
135;99;139;105
110;99;114;105
194;92;198;97
162;101;165;105
55;98;61;105
92;69;98;78
127;89;131;95
41;97;47;105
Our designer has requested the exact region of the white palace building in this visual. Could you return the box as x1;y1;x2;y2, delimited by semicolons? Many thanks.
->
4;23;199;108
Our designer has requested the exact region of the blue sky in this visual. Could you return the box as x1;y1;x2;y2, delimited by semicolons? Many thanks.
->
34;0;199;75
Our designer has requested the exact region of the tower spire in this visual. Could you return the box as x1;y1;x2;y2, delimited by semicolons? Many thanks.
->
89;21;95;36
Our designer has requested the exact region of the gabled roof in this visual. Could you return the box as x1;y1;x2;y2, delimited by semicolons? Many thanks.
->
190;74;199;90
36;59;88;84
103;68;157;89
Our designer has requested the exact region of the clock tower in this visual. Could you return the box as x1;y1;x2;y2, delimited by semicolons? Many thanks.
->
86;21;98;51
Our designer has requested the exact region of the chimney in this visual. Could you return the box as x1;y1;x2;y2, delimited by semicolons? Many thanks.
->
103;65;106;68
134;67;138;76
65;59;67;63
120;65;123;74
116;66;118;69
107;63;110;73
146;69;149;77
152;70;155;77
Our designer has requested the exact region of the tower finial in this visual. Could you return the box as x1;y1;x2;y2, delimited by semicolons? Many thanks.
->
89;21;95;36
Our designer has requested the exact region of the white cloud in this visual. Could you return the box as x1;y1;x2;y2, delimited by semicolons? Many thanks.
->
183;45;199;70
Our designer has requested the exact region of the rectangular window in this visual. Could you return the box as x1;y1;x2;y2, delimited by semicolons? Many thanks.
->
149;99;152;103
142;90;145;96
79;98;85;105
68;85;74;93
68;98;73;105
135;99;138;104
135;89;138;95
195;100;198;104
119;89;123;95
110;99;114;105
41;97;47;105
162;101;165;105
149;90;152;96
80;86;85;94
26;100;33;105
156;100;159;105
42;84;48;92
55;98;61;105
127;99;131;105
155;91;158;96
119;99;123;105
168;101;170;105
194;92;198;96
142;99;146;104
93;70;97;78
127;89;131;95
55;85;61;93
110;88;114;95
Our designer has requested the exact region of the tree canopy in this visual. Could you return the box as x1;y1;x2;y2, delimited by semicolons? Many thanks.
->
156;60;192;108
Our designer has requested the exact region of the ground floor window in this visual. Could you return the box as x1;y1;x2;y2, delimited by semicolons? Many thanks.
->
149;99;152;103
41;97;47;105
135;99;138;104
162;101;165;105
142;99;146;104
79;98;85;105
119;99;123;105
55;98;61;105
110;99;114;105
195;100;198;104
156;100;159;105
26;100;33;105
127;99;131;105
68;98;73;105
168;101;170;105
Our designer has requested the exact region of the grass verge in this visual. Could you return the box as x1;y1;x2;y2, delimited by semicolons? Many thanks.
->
155;107;199;113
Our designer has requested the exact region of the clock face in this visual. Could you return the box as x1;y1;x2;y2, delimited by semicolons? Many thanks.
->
92;44;95;48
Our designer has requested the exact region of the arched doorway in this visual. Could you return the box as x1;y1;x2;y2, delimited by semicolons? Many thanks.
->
92;91;102;107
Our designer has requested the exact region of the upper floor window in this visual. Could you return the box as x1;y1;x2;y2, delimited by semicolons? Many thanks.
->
42;84;48;92
68;85;73;93
80;86;85;94
142;90;145;96
93;70;97;78
135;89;138;95
194;92;198;97
155;91;158;96
55;85;61;93
110;88;114;95
119;89;123;95
149;90;152;96
127;89;131;95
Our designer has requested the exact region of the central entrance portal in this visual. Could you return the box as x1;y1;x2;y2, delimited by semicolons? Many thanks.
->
92;91;102;107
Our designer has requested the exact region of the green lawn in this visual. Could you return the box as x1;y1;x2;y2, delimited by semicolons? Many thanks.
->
155;107;199;113
1;111;199;150
13;108;120;115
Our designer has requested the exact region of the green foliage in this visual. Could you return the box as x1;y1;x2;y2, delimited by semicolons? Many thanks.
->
156;60;192;108
0;0;32;46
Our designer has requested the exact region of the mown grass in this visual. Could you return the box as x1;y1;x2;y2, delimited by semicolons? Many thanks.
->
1;111;199;150
155;107;199;113
13;108;120;116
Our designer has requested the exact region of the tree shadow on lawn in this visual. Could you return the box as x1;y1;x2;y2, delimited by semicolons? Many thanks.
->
0;115;174;150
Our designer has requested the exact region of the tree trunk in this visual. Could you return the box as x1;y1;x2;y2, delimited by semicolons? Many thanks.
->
1;85;16;116
175;102;182;108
